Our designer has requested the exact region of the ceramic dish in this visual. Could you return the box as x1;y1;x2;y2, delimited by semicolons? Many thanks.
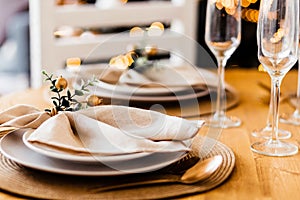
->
0;130;185;176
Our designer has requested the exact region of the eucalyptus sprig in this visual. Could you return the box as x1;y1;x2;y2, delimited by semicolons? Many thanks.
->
42;70;101;116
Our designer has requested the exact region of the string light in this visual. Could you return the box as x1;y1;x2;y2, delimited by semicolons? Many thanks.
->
214;0;258;17
241;0;259;23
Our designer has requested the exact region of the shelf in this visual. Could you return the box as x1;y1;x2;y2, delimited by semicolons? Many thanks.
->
54;2;183;27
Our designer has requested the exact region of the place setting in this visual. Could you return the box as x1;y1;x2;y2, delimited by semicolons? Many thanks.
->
55;54;240;119
0;8;241;199
0;105;235;199
0;100;236;199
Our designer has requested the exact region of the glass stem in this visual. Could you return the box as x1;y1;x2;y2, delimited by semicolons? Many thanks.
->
215;57;226;119
294;62;300;116
266;84;274;127
271;77;283;141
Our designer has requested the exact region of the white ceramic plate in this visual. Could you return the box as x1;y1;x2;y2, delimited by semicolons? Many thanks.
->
0;130;185;176
64;64;189;96
22;131;151;163
90;86;209;103
94;79;189;96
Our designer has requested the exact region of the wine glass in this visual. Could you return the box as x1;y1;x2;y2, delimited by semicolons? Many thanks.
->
251;0;299;156
252;80;291;139
204;0;242;128
280;59;300;125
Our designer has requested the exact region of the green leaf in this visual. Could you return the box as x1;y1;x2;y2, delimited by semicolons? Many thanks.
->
71;99;78;103
80;79;85;87
61;98;70;108
51;88;59;93
56;106;63;111
67;90;71;99
53;101;58;107
51;97;59;100
74;103;82;111
75;90;84;96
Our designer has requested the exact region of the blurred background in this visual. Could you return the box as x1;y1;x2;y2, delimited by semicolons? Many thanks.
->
0;0;260;95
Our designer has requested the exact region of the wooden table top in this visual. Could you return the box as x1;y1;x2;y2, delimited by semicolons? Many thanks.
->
0;68;300;199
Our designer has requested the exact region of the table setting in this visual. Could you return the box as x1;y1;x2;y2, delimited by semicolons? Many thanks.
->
0;20;239;195
0;42;239;199
0;102;235;199
59;58;240;118
0;15;241;199
2;0;300;199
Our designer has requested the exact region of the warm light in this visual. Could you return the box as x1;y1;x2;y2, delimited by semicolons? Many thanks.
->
258;64;267;72
216;1;224;10
270;28;285;43
225;7;236;15
109;51;136;69
145;45;158;56
241;0;250;7
214;0;239;15
129;27;144;37
240;0;259;23
109;55;130;69
147;22;165;36
248;0;258;3
242;8;259;23
54;26;83;38
221;0;235;9
66;57;81;67
150;22;164;31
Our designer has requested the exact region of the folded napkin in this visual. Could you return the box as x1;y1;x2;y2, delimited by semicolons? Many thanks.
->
99;63;218;88
0;104;204;155
0;104;51;128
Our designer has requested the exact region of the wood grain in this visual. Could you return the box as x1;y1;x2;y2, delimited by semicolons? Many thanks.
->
0;68;300;199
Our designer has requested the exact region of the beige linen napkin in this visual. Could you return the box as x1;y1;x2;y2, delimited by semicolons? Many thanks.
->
0;104;204;155
0;104;50;128
99;66;125;84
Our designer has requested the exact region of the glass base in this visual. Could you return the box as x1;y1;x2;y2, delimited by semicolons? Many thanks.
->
280;112;300;126
251;139;298;157
204;114;241;128
251;125;291;139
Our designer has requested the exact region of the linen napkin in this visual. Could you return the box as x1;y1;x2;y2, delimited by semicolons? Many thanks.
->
99;63;218;88
0;104;204;155
0;104;50;128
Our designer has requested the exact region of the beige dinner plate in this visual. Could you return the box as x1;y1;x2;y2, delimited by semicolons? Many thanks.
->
91;85;209;103
65;64;191;96
0;129;185;176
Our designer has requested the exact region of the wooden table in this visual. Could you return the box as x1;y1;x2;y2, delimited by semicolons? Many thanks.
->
0;68;300;199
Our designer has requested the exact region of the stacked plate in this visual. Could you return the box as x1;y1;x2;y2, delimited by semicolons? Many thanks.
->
65;62;216;104
0;129;186;176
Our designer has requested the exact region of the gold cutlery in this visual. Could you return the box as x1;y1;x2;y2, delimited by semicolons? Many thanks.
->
94;155;222;192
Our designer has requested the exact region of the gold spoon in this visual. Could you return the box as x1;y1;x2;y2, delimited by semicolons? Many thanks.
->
95;155;223;192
